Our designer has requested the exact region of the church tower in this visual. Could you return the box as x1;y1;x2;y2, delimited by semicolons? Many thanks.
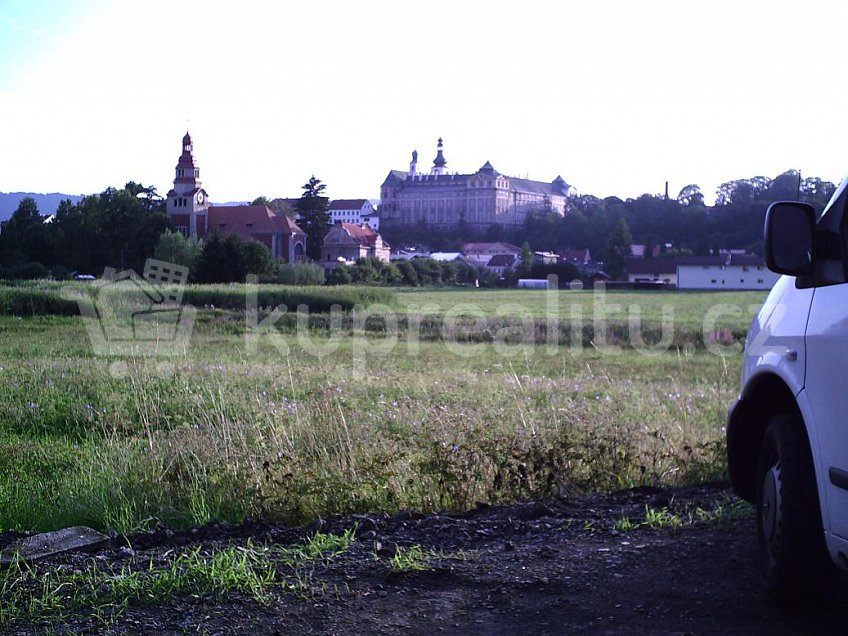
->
166;131;209;238
430;137;447;176
408;149;419;177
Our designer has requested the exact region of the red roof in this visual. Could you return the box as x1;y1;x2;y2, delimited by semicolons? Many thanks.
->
329;199;371;211
339;222;379;246
207;205;305;241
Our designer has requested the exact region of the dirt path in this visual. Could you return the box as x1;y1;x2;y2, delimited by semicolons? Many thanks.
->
7;483;848;634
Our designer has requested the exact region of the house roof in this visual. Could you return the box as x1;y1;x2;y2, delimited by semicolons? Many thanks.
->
487;254;517;267
625;257;678;275
559;249;590;262
462;241;521;254
675;254;766;267
729;254;765;266
271;198;300;209
329;199;372;211
207;205;305;241
323;223;386;248
429;252;463;262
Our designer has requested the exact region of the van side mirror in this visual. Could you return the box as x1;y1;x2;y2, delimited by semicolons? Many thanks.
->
764;201;815;276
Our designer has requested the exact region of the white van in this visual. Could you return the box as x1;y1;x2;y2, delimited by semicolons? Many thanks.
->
727;181;848;602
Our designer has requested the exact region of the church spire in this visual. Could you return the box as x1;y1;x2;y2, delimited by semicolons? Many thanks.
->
431;137;447;175
409;149;419;176
166;131;208;238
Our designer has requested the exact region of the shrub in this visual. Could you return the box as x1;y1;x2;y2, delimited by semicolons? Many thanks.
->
2;262;51;280
270;262;326;286
0;288;79;316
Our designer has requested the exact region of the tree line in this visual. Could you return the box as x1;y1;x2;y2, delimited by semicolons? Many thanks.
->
0;170;838;283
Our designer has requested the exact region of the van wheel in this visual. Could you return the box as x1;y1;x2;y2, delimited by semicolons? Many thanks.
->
756;414;836;603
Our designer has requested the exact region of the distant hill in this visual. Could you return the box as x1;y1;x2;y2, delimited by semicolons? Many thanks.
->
0;192;86;221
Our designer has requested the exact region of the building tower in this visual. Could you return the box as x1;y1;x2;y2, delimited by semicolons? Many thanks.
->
430;137;447;176
408;149;419;177
166;131;209;238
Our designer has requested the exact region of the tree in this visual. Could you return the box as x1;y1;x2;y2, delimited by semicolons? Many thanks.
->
604;218;632;280
517;242;533;277
676;184;704;207
800;177;837;213
295;175;330;261
242;239;274;278
49;183;170;274
0;197;51;266
153;230;202;273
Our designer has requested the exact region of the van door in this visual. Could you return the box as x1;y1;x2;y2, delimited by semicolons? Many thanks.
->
804;285;848;540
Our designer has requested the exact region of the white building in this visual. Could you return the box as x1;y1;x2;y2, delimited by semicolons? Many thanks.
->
328;199;379;229
676;254;779;290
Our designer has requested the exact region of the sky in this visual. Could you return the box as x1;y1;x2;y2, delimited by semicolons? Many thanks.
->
1;0;847;205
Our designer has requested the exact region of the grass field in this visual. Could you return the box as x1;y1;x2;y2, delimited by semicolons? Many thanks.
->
396;287;766;329
0;284;760;534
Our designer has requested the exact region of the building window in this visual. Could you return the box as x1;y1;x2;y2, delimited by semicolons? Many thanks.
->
711;279;717;283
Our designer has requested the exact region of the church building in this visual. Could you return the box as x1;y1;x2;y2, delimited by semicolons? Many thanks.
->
379;138;574;230
165;132;306;262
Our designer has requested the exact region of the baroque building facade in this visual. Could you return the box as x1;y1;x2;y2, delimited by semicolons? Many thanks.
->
379;138;574;230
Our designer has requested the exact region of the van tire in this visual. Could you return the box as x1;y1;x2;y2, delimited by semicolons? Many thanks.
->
755;414;836;604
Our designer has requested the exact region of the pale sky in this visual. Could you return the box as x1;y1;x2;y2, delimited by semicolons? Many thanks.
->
1;0;846;204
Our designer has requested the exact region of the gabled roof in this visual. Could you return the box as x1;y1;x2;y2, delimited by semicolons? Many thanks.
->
429;252;464;262
462;241;521;254
329;199;372;211
208;205;305;240
324;223;384;248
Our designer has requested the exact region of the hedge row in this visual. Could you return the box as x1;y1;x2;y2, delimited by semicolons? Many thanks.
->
0;284;396;317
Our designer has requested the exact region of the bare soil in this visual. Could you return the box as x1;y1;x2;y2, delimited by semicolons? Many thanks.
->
4;482;847;635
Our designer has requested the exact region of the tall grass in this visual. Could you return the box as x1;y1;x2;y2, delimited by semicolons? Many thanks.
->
0;311;738;533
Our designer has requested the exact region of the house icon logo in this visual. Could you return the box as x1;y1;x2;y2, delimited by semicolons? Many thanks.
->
62;259;196;376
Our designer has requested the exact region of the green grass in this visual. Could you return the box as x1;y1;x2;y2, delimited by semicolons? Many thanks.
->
396;287;766;331
0;530;354;629
382;544;466;572
0;286;753;534
613;496;753;532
